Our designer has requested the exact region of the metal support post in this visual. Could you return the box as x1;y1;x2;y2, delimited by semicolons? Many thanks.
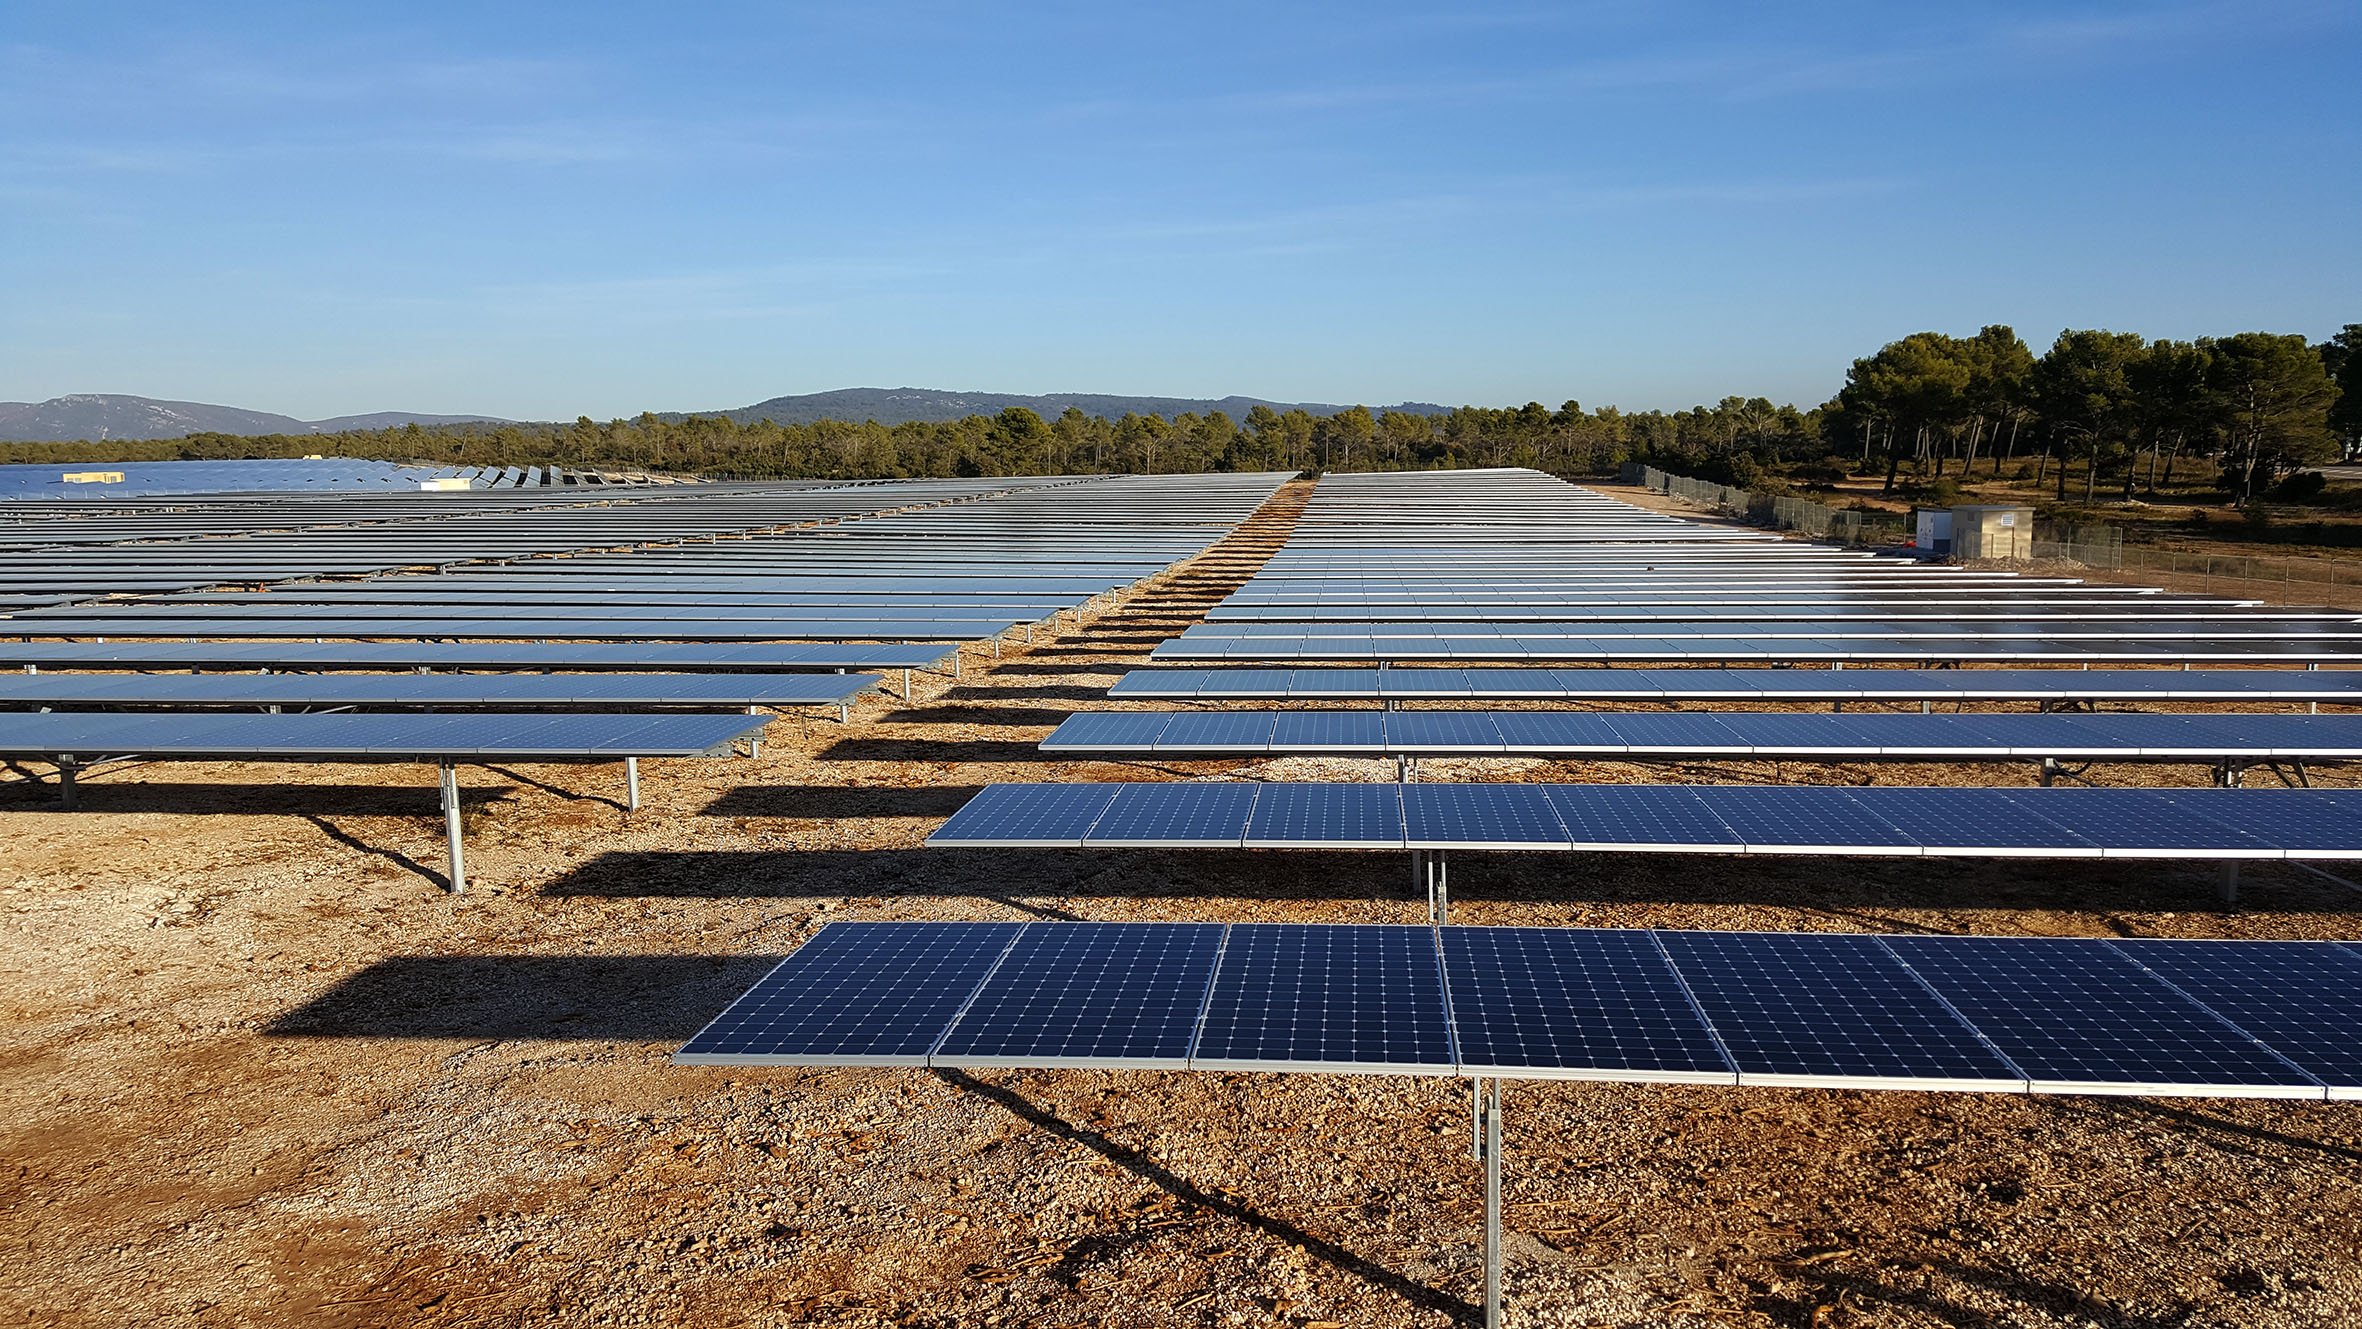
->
2218;861;2241;907
2039;757;2057;788
439;760;466;894
625;756;641;812
1477;1078;1504;1329
902;667;913;700
56;759;78;810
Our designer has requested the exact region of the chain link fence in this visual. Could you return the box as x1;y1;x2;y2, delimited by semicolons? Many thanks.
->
1622;463;2362;610
1621;464;1909;546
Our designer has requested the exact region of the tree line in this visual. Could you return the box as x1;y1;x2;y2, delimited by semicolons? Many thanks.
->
3;323;2353;501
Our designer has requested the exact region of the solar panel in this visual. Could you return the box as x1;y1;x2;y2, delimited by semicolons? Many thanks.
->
1242;782;1404;849
2154;791;2362;858
675;921;1023;1065
1192;924;1455;1074
2108;940;2362;1097
927;783;1120;847
1083;783;1260;847
1441;927;1733;1081
1542;785;1744;852
1656;931;2022;1090
932;922;1226;1069
1151;712;1279;753
1400;784;1568;849
1849;788;2105;856
1688;787;1919;853
1039;712;1176;752
1383;712;1507;752
0;711;763;759
1268;710;1388;751
1882;936;2321;1096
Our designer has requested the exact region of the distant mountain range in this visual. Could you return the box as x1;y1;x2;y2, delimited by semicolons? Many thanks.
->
0;387;1454;442
0;395;508;442
680;387;1451;427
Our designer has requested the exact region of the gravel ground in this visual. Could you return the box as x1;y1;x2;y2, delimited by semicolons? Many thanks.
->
4;487;2361;1327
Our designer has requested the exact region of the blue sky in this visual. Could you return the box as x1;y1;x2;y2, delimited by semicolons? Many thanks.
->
4;1;2357;420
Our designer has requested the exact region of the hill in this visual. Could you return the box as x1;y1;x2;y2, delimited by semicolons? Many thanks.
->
0;395;508;442
690;387;1451;426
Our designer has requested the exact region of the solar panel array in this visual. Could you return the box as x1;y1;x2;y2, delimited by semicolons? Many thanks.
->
930;782;2362;858
1042;709;2362;761
680;921;2362;1099
1146;469;2362;666
1110;666;2362;702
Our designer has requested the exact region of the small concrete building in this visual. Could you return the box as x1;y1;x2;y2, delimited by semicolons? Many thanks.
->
1949;504;2035;560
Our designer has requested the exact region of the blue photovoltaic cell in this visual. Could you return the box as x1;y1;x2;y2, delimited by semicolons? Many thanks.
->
1543;785;1743;850
1195;670;1299;698
933;923;1226;1068
1853;788;2103;854
1883;936;2320;1094
1657;931;2022;1087
1383;712;1506;752
2157;791;2362;856
1489;712;1624;753
1401;783;1568;849
1269;710;1387;750
1152;712;1278;752
1105;669;1209;699
675;921;1023;1065
1713;714;1889;753
1085;782;1259;846
2016;790;2275;855
1599;713;1751;752
1194;924;1455;1072
2108;940;2362;1094
927;783;1120;847
1242;782;1404;848
1039;712;1176;751
1697;787;1919;852
1291;668;1386;698
1441;927;1732;1080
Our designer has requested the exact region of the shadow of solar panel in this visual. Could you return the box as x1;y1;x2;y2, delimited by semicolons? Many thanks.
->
933;922;1226;1069
1541;786;1742;851
1657;931;2021;1090
1883;936;2321;1097
675;921;1023;1065
1401;784;1568;849
1269;710;1386;751
1084;783;1258;847
2110;939;2362;1097
1242;783;1404;848
1193;924;1454;1074
1441;927;1731;1082
1039;712;1176;752
1695;787;1919;853
927;784;1120;847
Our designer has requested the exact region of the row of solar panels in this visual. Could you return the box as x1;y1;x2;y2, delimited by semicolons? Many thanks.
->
678;921;2362;1098
0;671;880;709
1040;709;2362;759
928;782;2362;857
1107;665;2362;702
1154;636;2362;662
0;711;769;759
0;640;953;671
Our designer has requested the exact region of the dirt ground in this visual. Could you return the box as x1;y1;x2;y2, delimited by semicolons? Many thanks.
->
5;493;2362;1328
